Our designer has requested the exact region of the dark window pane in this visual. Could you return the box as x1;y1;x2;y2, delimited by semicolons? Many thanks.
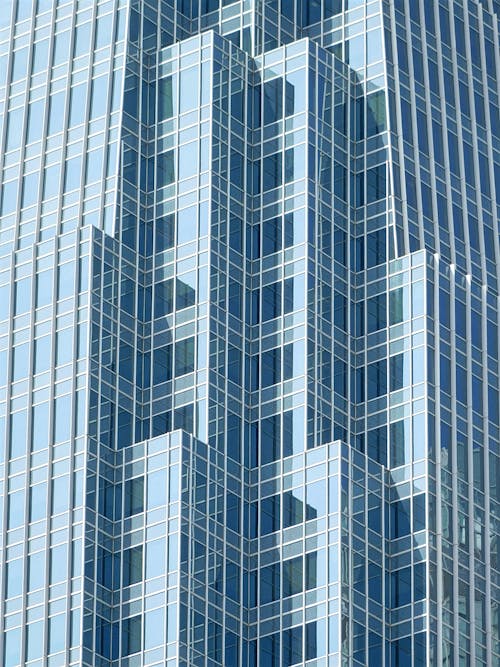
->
124;478;144;517
263;78;283;124
175;337;195;376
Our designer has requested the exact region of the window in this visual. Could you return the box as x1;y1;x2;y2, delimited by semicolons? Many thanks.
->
124;477;144;517
263;153;282;190
175;276;196;309
96;547;114;589
146;539;166;579
228;280;242;319
12;342;29;380
391;636;412;666
390;419;410;467
366;90;386;136
90;76;108;120
366;228;386;267
8;492;24;530
284;278;296;314
26;621;44;661
50;544;68;584
260;632;280;666
230;149;244;188
347;34;365;69
179;141;198;180
74;22;91;58
368;563;382;603
263;78;283;124
10;410;27;458
262;282;281;321
174;403;194;432
157;151;175;187
122;616;142;656
283;343;295;380
229;216;243;253
58;263;75;300
285;70;306;115
283;489;304;527
366;164;386;203
390;498;411;539
147;470;167;509
95;13;112;50
283;555;302;597
305;551;319;589
283;407;304;457
27;99;45;143
367;293;386;332
285;146;305;182
155;214;175;252
14;277;31;315
175;337;195;376
262;217;281;256
227;345;241;384
305;621;321;660
179;66;199;113
414;562;426;601
56;329;73;366
30;483;47;523
301;0;322;25
261;348;280;388
0;180;18;215
391;566;411;608
153;345;172;385
282;626;303;666
123;547;143;586
54;395;71;442
48;614;66;655
367;359;387;399
154;279;174;317
53;31;70;67
144;608;164;650
28;551;45;591
225;561;240;601
260;563;280;604
390;352;409;391
260;414;280;464
389;287;408;325
261;494;280;535
36;270;53;308
306;479;325;519
6;108;23;151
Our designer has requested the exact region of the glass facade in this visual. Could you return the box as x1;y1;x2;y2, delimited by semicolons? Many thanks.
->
0;1;498;666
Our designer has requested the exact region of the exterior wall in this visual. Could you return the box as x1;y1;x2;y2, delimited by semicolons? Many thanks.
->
0;2;498;667
0;1;127;663
379;2;500;665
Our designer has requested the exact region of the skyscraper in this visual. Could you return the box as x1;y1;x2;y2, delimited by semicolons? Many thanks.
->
0;0;499;665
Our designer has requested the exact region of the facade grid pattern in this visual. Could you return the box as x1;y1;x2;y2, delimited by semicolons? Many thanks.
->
0;1;498;667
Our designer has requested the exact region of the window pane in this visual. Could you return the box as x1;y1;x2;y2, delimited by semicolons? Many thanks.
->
179;67;199;112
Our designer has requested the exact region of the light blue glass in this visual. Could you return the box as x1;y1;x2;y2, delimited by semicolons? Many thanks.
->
26;621;44;661
0;3;498;666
